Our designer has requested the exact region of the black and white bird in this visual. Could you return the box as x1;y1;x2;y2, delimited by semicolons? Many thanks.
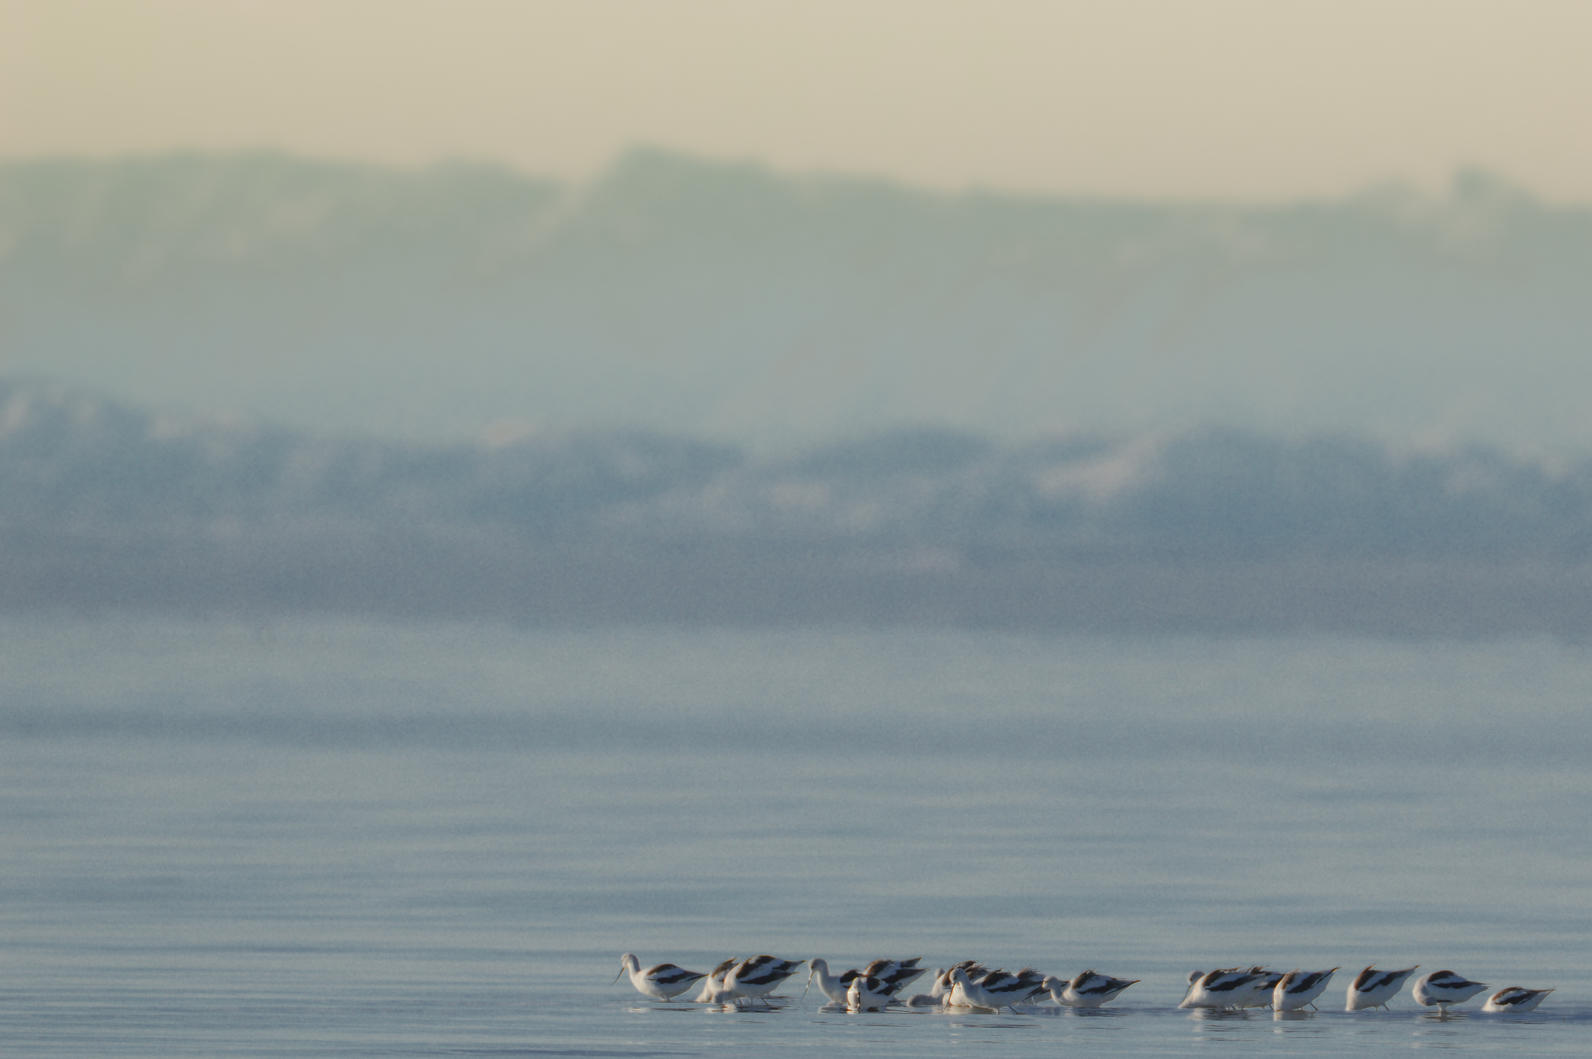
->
934;961;985;996
943;966;984;1009
1412;970;1488;1013
1043;970;1139;1007
1236;967;1286;1008
721;954;806;1008
923;963;981;1005
946;966;1044;1011
1346;965;1420;1011
803;958;859;1004
1482;986;1554;1013
1272;967;1338;1011
691;956;743;1004
1180;967;1267;1010
613;953;707;1001
861;957;929;994
845;973;896;1012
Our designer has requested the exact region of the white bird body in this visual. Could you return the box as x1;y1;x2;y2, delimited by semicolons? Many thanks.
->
1181;968;1266;1010
946;966;1000;1011
614;953;707;1001
944;967;984;1009
1346;965;1420;1011
1043;970;1139;1007
978;969;1045;1010
925;962;981;1005
1273;968;1338;1011
1482;986;1553;1013
691;957;741;1004
846;974;894;1012
862;957;928;994
1236;967;1285;1008
721;954;805;1007
805;958;855;1004
935;961;984;1000
1413;970;1488;1012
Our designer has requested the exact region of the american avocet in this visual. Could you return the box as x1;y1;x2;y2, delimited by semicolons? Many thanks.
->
938;962;1006;1009
721;954;805;1008
862;957;916;975
804;958;856;1004
691;957;740;1004
1020;968;1050;1003
1235;967;1285;1008
923;964;974;1004
1412;970;1488;1014
846;974;895;1012
1346;965;1419;1011
1482;986;1554;1013
862;957;929;994
1272;967;1338;1011
614;953;707;1001
1042;970;1139;1007
958;967;1045;1011
945;966;999;1011
1180;968;1265;1010
937;961;985;993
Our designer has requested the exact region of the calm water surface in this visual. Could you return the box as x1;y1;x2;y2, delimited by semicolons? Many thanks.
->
3;617;1589;1054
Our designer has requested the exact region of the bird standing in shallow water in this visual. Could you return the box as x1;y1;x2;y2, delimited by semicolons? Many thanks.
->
691;957;741;1004
804;958;857;1004
1181;968;1266;1010
613;953;707;1001
945;966;999;1011
1482;986;1553;1013
721;954;805;1008
1412;970;1488;1014
950;967;1044;1011
1236;967;1285;1008
845;974;895;1012
1272;967;1337;1011
1043;970;1139;1007
1345;965;1419;1010
861;957;928;995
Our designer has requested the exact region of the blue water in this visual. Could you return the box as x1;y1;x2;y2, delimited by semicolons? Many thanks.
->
4;617;1589;1054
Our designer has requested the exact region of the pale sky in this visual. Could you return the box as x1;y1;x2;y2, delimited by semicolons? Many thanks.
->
5;0;1591;200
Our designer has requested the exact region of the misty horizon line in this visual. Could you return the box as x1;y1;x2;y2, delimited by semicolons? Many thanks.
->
8;375;1592;640
2;143;1578;208
6;368;1587;463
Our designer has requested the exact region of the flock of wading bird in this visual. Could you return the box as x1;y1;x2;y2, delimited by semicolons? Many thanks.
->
616;954;1555;1017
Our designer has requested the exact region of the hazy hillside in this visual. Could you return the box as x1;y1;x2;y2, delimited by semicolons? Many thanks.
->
5;378;1592;636
5;150;1590;451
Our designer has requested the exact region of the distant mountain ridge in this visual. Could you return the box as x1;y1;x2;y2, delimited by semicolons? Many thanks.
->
4;149;1591;452
5;376;1592;635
